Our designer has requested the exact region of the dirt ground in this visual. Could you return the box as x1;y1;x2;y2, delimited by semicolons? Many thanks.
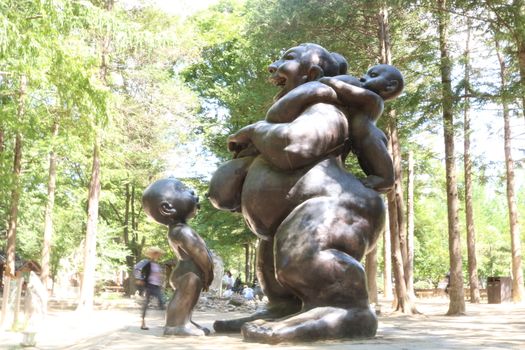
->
1;296;524;349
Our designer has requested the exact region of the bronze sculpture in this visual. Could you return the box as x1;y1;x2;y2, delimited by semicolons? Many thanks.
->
142;178;214;336
209;43;404;343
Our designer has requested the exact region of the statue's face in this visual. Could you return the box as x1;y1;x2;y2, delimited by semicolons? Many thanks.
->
360;66;390;95
360;65;401;100
268;46;310;100
143;179;200;225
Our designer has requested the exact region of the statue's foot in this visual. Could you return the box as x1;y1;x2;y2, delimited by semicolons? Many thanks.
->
164;325;205;336
241;306;377;344
214;304;300;333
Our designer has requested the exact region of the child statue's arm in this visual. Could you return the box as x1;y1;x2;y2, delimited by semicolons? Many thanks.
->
170;226;214;290
265;82;338;123
319;76;384;121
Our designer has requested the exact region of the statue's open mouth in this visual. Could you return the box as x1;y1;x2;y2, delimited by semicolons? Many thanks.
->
269;75;287;100
269;75;286;87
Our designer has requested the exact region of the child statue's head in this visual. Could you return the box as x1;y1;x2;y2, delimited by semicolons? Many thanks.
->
360;64;404;101
142;177;199;225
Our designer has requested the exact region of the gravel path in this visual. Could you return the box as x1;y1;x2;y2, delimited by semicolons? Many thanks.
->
1;297;524;349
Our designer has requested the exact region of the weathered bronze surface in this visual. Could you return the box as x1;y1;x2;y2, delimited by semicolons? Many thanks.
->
209;43;403;343
142;178;214;336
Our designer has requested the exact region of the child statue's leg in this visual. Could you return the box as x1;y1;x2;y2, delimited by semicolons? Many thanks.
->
165;263;206;336
241;197;382;343
351;117;394;193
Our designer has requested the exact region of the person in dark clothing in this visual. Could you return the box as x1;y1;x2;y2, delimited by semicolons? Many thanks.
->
136;247;166;330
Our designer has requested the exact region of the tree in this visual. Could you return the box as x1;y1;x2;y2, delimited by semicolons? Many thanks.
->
437;0;465;316
77;0;113;311
406;150;415;298
41;121;59;290
0;75;26;328
462;19;480;303
378;2;417;314
495;36;524;302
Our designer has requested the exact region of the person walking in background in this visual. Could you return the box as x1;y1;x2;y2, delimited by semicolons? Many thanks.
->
136;246;166;330
222;270;234;290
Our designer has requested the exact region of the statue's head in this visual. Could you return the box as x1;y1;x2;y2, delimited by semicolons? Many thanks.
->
268;43;348;100
360;64;404;101
142;178;199;226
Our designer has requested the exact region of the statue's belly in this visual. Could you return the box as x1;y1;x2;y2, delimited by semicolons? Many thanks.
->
241;156;308;239
241;156;383;240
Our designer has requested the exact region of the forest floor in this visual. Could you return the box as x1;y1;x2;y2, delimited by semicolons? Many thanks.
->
0;296;524;349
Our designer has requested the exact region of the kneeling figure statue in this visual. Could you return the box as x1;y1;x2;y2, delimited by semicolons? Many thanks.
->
209;43;403;343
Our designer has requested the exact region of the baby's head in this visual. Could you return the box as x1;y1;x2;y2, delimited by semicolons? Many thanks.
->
142;178;199;226
360;64;404;101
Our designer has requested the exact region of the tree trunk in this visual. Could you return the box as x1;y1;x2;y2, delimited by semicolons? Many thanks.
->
41;121;59;291
438;0;465;316
387;183;410;312
1;75;26;328
463;22;480;304
383;205;393;299
123;182;136;295
512;0;525;120
245;242;250;285
406;150;415;298
495;38;525;302
77;140;101;311
378;3;417;313
252;241;257;285
366;246;378;304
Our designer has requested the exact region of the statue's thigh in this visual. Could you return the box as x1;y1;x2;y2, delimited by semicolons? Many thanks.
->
274;197;368;266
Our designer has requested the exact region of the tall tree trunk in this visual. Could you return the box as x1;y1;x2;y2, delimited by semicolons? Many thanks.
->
495;38;525;302
406;150;415;298
512;0;525;120
463;21;480;304
123;182;135;295
77;140;101;311
366;246;378;304
378;4;417;313
383;205;393;299
438;0;465;316
1;75;26;328
251;241;257;285
77;0;113;307
41;121;59;291
245;242;250;284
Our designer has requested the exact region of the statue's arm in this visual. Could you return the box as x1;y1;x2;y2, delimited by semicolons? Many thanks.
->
169;226;214;290
319;76;384;121
265;82;338;123
229;103;348;170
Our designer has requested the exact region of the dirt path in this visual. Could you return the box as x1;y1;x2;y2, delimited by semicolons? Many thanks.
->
1;297;524;349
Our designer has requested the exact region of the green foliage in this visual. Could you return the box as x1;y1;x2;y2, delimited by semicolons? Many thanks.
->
1;0;523;296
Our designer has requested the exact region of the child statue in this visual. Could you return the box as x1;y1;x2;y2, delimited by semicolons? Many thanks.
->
142;178;214;336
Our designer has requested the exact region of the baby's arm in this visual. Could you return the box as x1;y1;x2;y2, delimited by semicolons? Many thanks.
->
319;76;383;122
169;226;214;291
266;81;338;123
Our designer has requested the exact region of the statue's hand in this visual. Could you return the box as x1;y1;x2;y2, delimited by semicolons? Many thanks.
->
227;123;257;158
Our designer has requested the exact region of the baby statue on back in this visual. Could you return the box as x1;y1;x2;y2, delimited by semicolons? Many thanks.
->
142;178;214;336
265;61;404;193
